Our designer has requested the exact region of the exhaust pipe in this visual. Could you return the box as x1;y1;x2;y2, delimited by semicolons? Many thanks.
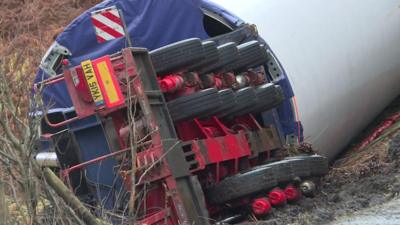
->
35;152;59;167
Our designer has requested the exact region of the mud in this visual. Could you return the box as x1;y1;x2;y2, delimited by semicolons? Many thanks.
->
332;197;400;225
242;132;400;225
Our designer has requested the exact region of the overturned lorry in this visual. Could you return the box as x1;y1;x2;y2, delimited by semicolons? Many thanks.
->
34;0;331;224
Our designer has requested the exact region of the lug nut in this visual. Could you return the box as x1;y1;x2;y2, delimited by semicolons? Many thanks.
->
300;180;316;197
251;197;271;215
284;184;302;201
268;188;287;206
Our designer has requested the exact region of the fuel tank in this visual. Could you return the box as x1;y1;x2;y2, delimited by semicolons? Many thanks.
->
213;0;400;160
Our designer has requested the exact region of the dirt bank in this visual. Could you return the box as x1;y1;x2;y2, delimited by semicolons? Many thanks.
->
240;133;400;225
242;97;400;225
332;197;400;225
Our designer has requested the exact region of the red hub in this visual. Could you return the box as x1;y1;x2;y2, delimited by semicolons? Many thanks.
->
251;198;271;215
159;75;184;93
268;188;287;206
284;184;302;202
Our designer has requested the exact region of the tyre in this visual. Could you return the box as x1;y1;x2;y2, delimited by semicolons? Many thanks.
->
167;88;221;122
206;163;278;205
224;40;269;72
187;41;219;72
205;155;328;205
251;84;285;113
285;155;329;176
150;38;204;75
199;42;239;74
219;87;257;118
224;83;282;117
200;89;237;119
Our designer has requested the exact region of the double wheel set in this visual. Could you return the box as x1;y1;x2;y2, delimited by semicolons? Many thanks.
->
148;38;284;122
206;155;328;205
167;85;284;122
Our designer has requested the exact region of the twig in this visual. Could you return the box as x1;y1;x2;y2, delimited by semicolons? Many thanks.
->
43;168;109;225
136;141;180;186
0;180;8;223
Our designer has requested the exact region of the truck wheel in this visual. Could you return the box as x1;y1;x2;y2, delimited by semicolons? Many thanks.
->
205;155;328;205
167;88;221;122
224;40;269;72
150;38;204;75
251;83;285;113
230;83;279;116
285;155;329;176
219;87;257;118
200;89;237;119
187;41;219;72
199;42;239;74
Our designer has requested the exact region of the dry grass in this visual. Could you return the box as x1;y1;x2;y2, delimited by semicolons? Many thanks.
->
328;121;400;182
0;0;101;75
0;1;100;224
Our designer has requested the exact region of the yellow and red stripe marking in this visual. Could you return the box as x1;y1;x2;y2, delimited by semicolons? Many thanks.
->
92;55;125;108
291;96;302;142
91;7;125;43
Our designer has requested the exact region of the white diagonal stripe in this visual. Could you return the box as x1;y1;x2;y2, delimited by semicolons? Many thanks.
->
91;13;125;36
108;8;120;17
94;26;115;41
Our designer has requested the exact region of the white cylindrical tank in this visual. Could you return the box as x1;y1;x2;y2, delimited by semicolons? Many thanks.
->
213;0;400;160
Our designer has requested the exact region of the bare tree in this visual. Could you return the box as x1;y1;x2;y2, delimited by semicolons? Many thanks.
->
0;52;109;224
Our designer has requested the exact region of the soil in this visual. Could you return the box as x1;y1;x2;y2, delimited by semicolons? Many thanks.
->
242;97;400;225
239;133;400;225
333;197;400;225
